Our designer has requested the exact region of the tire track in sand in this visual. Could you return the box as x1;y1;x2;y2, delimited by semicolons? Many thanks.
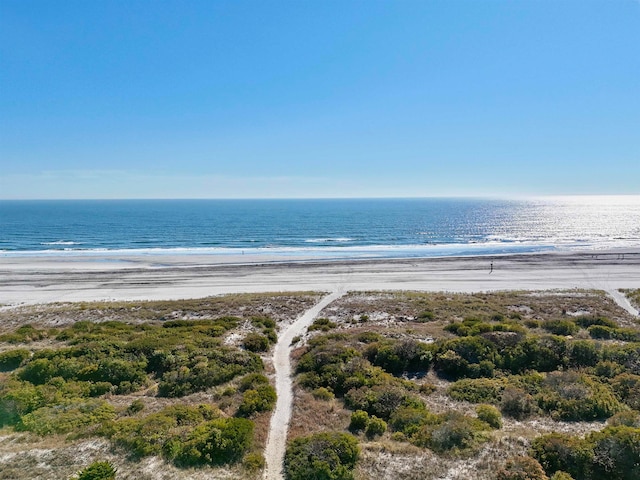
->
263;290;344;480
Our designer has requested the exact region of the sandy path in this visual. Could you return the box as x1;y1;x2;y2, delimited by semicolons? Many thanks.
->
605;289;639;317
263;290;345;480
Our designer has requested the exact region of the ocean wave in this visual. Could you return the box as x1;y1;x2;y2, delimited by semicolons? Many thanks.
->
40;241;83;246
304;238;353;243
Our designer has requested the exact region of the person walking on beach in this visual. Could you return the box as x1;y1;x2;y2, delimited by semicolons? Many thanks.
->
489;261;493;274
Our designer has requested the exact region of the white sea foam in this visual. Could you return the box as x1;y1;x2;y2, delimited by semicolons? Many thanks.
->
304;238;353;243
41;241;82;246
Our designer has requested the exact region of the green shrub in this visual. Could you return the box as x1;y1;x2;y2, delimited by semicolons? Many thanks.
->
366;339;432;375
157;347;262;397
569;340;601;367
242;452;265;471
416;311;434;322
357;332;382;343
549;473;574;480
533;426;640;480
74;461;117;480
503;336;568;374
476;404;502;429
588;325;614;339
608;410;640;428
412;412;488;453
238;373;270;392
284;432;359;480
434;336;497;379
243;333;270;352
0;324;47;343
237;384;276;417
530;433;592;480
497;456;548;480
575;316;617;329
312;387;335;401
251;316;276;329
169;417;254;466
501;387;537;420
0;349;30;371
349;410;369;432
345;385;422;421
543;320;579;336
126;399;145;415
593;361;624;378
589;425;640;480
17;399;115;435
447;377;505;404
309;318;338;332
365;416;387;438
537;372;622;421
389;406;432;437
103;404;219;459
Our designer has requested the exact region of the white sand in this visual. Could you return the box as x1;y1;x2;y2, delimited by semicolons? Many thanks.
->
1;250;639;308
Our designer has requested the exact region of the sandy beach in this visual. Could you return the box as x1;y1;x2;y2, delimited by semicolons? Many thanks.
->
1;249;639;307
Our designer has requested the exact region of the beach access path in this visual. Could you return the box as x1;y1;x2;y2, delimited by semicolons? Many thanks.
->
262;290;345;480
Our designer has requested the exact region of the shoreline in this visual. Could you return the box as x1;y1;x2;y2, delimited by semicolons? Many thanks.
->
1;248;639;307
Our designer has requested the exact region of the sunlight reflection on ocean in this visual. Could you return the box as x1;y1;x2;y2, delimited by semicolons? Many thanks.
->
1;196;640;259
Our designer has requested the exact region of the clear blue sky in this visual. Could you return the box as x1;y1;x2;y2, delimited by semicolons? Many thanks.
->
1;0;639;199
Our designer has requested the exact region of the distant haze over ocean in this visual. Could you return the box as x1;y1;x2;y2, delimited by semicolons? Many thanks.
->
1;197;640;260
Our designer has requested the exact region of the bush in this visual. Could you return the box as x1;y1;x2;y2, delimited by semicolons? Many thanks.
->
238;373;270;392
575;316;617;329
312;387;335;401
349;410;369;432
126;399;145;415
447;377;505;404
608;410;640;428
533;426;640;480
170;417;254;466
503;336;568;374
543;320;579;336
530;433;592;480
0;349;30;371
365;416;387;438
17;399;115;435
103;404;219;459
366;339;432;375
237;384;276;417
549;473;573;480
497;456;548;480
476;404;502;429
284;432;359;480
501;387;537;420
345;385;421;421
309;318;338;332
243;333;270;352
589;425;640;480
242;452;265;471
611;373;640;409
413;412;487;453
74;461;117;480
537;372;622;421
569;341;601;367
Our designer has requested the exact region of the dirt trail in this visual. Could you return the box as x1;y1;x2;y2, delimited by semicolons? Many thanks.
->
263;290;345;480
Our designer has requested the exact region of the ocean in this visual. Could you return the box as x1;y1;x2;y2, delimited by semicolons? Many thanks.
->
1;197;640;260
